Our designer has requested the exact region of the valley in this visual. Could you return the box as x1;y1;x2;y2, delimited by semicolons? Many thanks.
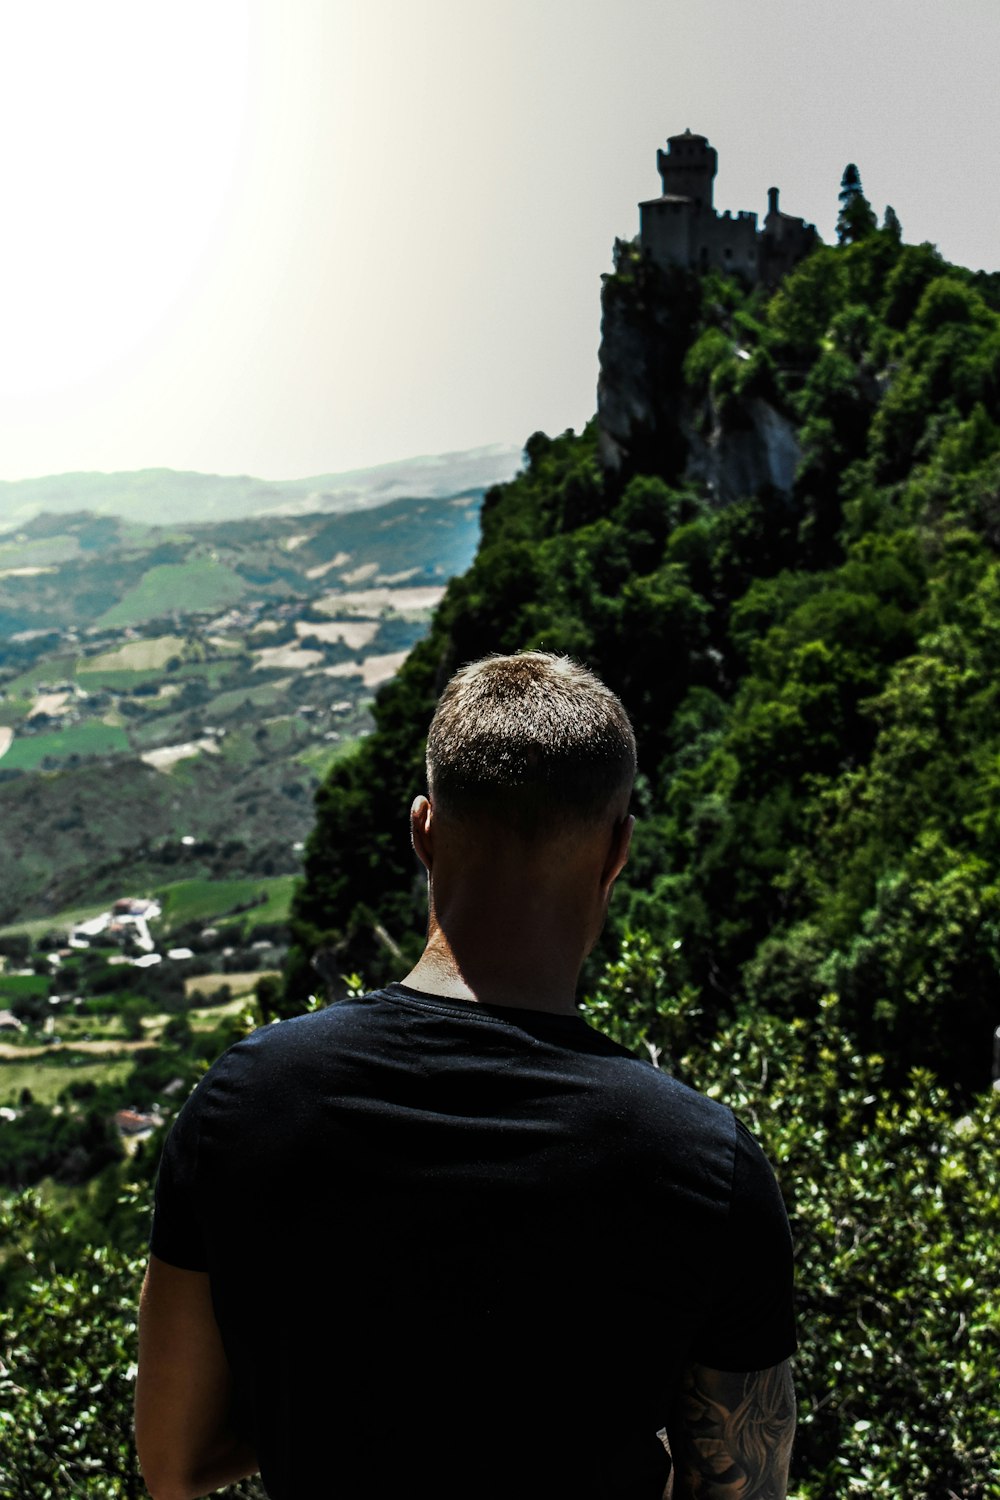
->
0;479;489;1187
0;490;483;919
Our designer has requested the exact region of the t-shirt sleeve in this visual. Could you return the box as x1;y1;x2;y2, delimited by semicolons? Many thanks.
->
692;1116;797;1372
149;1076;211;1271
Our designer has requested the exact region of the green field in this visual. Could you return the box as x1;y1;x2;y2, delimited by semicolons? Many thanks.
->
0;902;110;941
252;717;298;751
75;668;165;691
170;657;242;686
157;874;297;933
0;1054;134;1106
217;727;260;768
94;557;247;629
127;709;194;750
0;534;80;568
82;635;186;673
1;877;296;940
184;971;277;1004
2;654;80;697
0;722;130;771
0;974;49;999
296;736;361;777
204;681;289;717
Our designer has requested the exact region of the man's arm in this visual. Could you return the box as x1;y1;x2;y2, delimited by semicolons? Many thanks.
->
135;1254;258;1500
667;1359;795;1500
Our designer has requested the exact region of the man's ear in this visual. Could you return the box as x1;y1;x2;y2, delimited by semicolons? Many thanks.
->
600;813;634;896
410;795;433;872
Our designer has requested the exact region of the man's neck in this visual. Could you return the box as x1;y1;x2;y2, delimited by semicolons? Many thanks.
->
402;927;581;1016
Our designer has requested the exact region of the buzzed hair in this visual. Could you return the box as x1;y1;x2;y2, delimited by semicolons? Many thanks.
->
427;652;636;835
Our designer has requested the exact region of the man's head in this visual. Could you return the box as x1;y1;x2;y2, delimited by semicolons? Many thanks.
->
426;651;636;838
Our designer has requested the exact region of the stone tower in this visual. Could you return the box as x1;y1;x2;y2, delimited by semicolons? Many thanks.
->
656;129;717;209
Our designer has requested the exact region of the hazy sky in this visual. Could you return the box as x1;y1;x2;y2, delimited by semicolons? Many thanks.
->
1;0;997;482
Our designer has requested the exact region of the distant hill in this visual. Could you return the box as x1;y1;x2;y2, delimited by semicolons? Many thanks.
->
0;444;522;530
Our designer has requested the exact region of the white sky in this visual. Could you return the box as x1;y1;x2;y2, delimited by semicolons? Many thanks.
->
0;0;997;482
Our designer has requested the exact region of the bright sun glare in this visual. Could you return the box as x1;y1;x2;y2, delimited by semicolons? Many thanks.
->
0;1;249;400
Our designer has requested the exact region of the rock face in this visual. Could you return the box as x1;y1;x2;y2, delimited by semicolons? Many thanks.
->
597;246;802;505
596;252;699;483
681;396;802;506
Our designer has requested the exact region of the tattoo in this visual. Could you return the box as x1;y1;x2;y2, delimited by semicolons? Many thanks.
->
670;1362;795;1500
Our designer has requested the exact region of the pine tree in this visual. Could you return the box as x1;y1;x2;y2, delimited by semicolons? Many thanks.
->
837;163;877;244
883;204;903;242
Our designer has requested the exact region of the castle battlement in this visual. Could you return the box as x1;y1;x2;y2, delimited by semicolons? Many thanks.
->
639;130;817;287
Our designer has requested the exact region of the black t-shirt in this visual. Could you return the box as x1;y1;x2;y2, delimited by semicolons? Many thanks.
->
151;984;796;1499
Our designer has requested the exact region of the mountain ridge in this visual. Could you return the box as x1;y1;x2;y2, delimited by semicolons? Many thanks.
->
0;443;522;530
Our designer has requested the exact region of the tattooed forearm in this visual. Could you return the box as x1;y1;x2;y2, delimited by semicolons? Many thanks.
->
669;1360;795;1499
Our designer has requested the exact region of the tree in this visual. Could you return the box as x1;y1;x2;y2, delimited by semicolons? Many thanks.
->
883;204;903;242
837;163;877;244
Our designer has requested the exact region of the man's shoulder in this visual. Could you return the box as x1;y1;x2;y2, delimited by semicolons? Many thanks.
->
186;993;740;1170
213;996;372;1064
576;1018;737;1127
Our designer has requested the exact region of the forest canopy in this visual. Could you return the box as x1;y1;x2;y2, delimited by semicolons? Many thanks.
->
288;224;1000;1101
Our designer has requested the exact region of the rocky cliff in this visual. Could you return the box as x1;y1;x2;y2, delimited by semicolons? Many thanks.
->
597;240;802;504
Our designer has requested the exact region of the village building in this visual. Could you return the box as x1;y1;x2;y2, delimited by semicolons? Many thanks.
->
115;1107;163;1139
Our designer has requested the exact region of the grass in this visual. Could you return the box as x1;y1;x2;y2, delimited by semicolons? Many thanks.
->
46;1012;133;1043
170;657;243;684
184;970;279;1003
94;557;247;629
157;874;297;934
76;667;165;691
296;736;361;777
0;534;80;569
204;681;289;718
254;717;298;751
128;709;196;750
0;722;130;771
218;875;297;930
81;635;186;673
0;974;49;998
189;993;255;1024
2;654;79;698
218;727;260;768
0;1055;133;1106
0;902;110;941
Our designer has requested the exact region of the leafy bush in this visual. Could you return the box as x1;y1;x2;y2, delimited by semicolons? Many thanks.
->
2;943;996;1497
583;936;1000;1500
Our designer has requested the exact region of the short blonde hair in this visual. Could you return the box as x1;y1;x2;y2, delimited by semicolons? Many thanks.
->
427;652;635;835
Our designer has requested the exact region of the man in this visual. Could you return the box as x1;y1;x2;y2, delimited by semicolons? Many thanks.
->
136;651;796;1499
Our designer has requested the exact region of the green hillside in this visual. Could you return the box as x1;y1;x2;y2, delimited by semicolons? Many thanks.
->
2;194;999;1498
94;556;248;628
0;489;483;637
291;226;1000;1095
280;215;1000;1494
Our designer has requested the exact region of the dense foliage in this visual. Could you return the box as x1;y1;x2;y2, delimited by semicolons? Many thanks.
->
288;226;1000;1095
1;965;996;1499
277;217;1000;1494
4;210;1000;1495
586;938;999;1498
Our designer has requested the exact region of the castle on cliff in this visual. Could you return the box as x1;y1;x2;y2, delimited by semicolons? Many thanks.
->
639;129;817;286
